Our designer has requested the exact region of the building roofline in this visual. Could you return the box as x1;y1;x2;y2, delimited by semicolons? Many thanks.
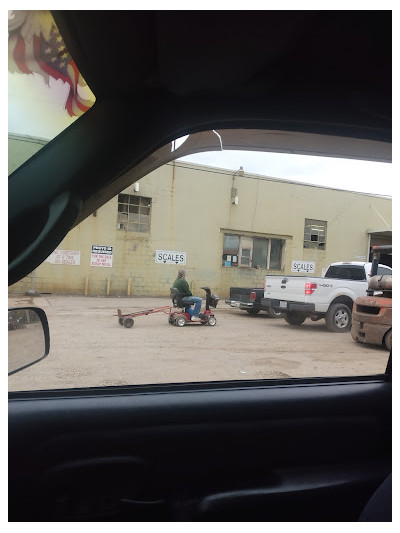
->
171;160;392;200
8;132;49;145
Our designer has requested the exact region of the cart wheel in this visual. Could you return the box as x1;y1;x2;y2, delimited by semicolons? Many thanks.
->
175;316;186;327
207;316;217;326
123;317;134;328
118;317;124;326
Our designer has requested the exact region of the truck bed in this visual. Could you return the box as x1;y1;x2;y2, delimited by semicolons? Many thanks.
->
225;287;282;317
225;287;264;310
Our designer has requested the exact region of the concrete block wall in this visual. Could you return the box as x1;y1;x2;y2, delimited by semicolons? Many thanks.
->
8;145;392;299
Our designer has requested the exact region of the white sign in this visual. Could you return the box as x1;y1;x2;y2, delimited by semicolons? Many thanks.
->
91;245;113;267
46;249;81;266
155;250;186;265
291;260;315;273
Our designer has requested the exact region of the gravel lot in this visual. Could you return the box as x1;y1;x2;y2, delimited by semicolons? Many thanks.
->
8;294;389;392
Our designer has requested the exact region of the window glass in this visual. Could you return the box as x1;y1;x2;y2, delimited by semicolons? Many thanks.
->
223;235;240;254
252;238;269;268
269;239;284;270
9;143;392;392
239;237;252;267
240;248;251;266
117;194;151;232
377;266;392;276
223;235;285;270
8;9;392;396
304;219;327;250
8;10;95;175
325;265;366;281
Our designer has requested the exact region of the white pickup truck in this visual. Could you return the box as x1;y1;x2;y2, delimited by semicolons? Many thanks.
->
261;262;392;332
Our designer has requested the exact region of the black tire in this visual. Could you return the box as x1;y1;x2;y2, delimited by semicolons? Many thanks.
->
266;308;283;319
284;311;307;326
122;317;134;328
325;303;352;332
118;317;124;326
384;329;392;351
246;309;260;315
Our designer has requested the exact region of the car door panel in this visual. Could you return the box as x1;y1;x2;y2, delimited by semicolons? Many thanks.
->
9;378;391;521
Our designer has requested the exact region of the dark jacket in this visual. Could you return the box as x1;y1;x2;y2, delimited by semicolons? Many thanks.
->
173;278;192;296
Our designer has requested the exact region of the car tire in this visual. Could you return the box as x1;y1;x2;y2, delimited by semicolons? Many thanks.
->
284;312;307;326
325;303;352;332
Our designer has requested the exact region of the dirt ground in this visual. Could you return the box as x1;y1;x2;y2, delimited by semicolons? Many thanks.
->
8;294;389;392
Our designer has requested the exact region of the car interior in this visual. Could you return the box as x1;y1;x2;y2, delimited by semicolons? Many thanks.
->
8;11;391;521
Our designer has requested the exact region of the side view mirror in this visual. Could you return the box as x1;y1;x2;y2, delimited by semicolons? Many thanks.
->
8;307;50;376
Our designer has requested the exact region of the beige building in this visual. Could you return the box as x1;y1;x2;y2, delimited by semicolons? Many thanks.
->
9;135;392;299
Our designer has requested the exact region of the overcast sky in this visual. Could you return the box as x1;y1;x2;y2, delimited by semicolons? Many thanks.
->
178;150;393;197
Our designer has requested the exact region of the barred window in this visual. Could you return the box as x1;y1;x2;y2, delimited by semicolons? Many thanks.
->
304;219;326;250
117;194;151;233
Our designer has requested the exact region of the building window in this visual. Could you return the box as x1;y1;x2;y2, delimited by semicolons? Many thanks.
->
222;234;284;269
304;218;326;250
239;236;252;267
269;238;284;269
222;234;239;266
117;194;151;232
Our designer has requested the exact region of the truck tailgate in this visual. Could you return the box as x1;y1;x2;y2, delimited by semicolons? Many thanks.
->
229;287;260;302
264;276;313;303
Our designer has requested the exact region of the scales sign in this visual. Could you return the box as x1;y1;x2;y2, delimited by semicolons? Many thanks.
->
291;260;315;273
155;250;186;265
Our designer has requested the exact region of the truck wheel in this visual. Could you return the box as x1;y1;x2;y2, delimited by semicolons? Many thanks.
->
267;308;283;319
325;303;351;332
384;329;392;351
246;309;260;315
284;312;307;326
122;317;134;328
